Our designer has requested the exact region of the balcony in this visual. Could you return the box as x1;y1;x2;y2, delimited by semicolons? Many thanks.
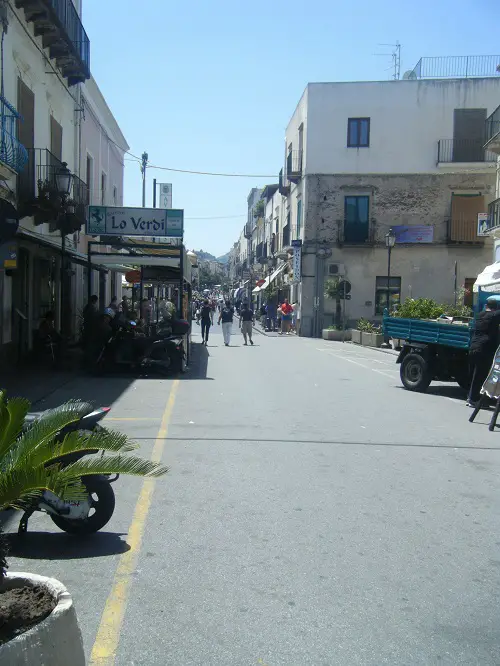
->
17;148;88;233
447;218;484;244
485;106;500;154
278;168;290;196
437;138;496;165
488;198;500;233
0;96;28;178
286;150;303;184
337;219;375;245
15;0;90;85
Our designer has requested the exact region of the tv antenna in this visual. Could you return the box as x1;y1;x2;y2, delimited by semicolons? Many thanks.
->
374;41;401;80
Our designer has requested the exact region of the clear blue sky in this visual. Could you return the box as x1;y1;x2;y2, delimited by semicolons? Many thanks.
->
84;0;497;256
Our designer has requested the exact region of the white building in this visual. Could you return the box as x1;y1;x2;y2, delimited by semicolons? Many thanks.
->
281;58;500;336
0;0;128;361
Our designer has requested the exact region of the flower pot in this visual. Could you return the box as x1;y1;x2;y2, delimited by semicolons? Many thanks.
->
351;329;362;344
0;572;85;666
361;332;383;347
322;329;352;341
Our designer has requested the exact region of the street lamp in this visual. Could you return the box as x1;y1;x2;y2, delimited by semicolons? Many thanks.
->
55;162;73;197
385;228;396;313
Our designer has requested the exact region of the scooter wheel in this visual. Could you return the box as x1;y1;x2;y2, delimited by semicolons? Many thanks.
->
50;476;115;534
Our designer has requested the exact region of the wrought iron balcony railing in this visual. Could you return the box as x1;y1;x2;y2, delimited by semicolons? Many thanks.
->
337;219;376;245
15;0;90;85
485;105;500;151
437;138;496;163
488;198;500;233
0;95;28;174
17;148;88;230
286;150;303;183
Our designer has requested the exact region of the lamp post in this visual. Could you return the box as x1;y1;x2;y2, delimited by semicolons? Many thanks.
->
385;228;396;313
55;162;73;340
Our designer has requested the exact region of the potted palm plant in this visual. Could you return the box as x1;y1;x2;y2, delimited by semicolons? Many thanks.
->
0;391;168;664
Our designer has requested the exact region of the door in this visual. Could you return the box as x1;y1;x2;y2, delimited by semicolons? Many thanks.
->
11;248;30;359
450;194;484;241
453;109;486;162
17;79;35;200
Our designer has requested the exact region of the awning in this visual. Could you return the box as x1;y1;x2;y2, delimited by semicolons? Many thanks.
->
474;262;500;291
253;263;287;293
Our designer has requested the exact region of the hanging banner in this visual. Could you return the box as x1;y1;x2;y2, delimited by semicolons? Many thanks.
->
158;183;172;209
87;206;183;238
393;225;434;243
292;239;302;282
477;213;491;237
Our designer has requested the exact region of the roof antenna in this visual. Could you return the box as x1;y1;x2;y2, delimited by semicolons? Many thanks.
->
374;41;401;80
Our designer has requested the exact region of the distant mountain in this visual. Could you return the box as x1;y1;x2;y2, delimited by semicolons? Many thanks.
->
193;249;217;262
216;252;230;264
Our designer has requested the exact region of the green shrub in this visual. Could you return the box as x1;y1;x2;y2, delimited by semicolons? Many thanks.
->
393;297;472;320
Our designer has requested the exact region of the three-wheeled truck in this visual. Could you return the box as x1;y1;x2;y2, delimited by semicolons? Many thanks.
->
383;312;472;392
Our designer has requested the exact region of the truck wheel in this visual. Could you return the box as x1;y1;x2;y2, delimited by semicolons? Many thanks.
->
400;353;432;392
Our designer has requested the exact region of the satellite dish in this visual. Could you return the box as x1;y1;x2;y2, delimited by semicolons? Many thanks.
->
402;70;417;80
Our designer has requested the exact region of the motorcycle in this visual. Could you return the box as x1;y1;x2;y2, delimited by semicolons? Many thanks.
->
17;405;118;535
94;317;189;375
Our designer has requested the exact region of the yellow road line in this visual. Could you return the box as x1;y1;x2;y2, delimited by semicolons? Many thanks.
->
89;379;179;665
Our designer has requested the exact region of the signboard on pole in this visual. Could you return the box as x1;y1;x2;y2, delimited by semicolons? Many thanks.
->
292;239;302;282
87;206;183;238
0;242;17;269
158;183;172;209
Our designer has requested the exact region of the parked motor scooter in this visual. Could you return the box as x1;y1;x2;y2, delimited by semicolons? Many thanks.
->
18;405;119;535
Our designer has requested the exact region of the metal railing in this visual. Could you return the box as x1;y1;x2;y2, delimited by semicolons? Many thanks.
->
447;218;484;243
286;150;303;177
17;148;88;212
485;105;500;144
437;138;497;163
488;198;500;232
338;219;375;245
17;0;90;81
0;95;28;173
278;168;290;196
411;55;500;79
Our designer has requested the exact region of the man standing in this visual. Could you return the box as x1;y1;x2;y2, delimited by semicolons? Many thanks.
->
467;297;500;405
218;300;234;346
280;298;293;335
239;302;254;346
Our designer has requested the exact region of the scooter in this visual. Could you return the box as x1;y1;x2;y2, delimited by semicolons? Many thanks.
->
95;318;189;375
18;405;118;535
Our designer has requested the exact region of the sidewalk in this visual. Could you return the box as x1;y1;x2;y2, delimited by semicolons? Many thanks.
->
0;368;79;405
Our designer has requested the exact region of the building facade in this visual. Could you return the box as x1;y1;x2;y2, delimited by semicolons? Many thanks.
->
0;0;127;361
281;67;500;336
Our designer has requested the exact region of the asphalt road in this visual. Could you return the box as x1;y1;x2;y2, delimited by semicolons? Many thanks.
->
4;323;500;665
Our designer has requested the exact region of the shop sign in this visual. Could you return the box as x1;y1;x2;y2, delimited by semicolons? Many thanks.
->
393;225;433;243
0;242;17;269
87;206;183;238
292;240;302;282
477;213;492;236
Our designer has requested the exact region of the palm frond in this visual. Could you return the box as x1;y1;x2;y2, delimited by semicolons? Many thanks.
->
0;465;87;511
24;427;138;470
0;391;31;459
56;454;169;482
7;400;94;467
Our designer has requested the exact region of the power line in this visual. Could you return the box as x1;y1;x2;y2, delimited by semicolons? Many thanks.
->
146;163;276;178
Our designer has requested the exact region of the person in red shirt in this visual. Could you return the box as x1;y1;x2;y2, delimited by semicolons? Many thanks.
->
280;298;293;335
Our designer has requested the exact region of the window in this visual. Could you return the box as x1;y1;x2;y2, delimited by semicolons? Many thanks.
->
101;172;106;206
86;155;93;203
296;199;302;239
375;276;401;315
50;116;63;161
344;195;370;243
347;118;370;147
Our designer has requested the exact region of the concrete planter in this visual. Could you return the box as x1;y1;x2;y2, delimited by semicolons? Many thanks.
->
322;329;352;341
351;329;362;344
361;332;384;348
0;572;85;666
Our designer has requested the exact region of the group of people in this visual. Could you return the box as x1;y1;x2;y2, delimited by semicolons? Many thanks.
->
258;299;295;335
196;299;255;346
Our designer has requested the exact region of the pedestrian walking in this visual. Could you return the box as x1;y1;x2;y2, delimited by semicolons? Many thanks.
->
467;297;500;405
218;300;234;346
200;299;212;345
239;302;254;345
